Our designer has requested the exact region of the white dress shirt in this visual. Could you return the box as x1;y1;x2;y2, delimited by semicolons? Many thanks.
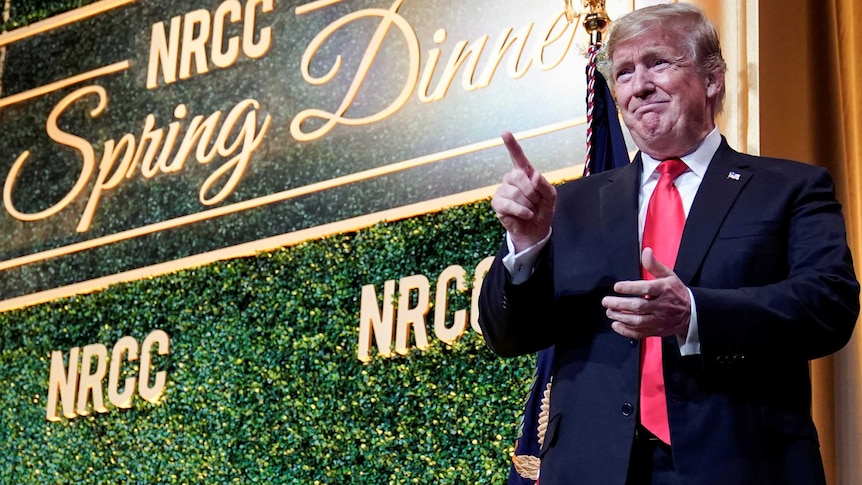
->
501;127;722;355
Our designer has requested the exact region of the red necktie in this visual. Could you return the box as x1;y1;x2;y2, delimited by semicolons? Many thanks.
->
640;158;688;445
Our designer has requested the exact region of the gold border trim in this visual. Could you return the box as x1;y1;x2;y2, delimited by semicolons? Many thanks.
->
0;61;130;109
295;0;348;15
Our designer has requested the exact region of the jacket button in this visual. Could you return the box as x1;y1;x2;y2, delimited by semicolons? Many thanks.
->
621;403;634;416
629;339;638;346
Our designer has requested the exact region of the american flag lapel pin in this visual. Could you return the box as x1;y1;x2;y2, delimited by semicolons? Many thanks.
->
727;171;741;181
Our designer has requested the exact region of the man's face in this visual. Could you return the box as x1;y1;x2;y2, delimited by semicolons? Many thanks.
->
610;28;721;159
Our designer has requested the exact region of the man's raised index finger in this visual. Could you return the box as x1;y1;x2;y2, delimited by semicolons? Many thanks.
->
501;131;534;177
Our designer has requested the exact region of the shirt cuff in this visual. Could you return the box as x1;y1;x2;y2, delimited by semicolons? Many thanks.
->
677;287;701;355
501;230;552;285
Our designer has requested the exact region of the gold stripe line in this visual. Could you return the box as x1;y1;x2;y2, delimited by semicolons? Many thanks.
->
0;61;131;109
0;0;139;48
0;163;585;313
0;117;586;272
295;0;347;15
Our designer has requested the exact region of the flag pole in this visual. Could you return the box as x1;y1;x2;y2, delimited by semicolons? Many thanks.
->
581;0;611;176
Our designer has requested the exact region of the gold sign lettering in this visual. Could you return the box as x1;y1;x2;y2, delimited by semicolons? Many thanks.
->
3;85;105;224
76;343;110;415
138;330;170;404
358;279;396;360
46;330;170;421
3;86;271;232
147;0;274;89
357;257;494;362
107;336;139;409
395;274;431;355
290;0;419;142
433;265;468;344
292;1;579;142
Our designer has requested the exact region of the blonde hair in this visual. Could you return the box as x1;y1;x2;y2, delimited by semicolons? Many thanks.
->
599;3;727;111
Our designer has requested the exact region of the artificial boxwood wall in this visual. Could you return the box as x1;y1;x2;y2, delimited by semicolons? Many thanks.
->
0;200;536;483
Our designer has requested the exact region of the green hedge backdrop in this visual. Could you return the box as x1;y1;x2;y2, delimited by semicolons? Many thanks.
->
0;200;535;483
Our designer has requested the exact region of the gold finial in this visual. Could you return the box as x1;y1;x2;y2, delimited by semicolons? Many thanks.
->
582;0;610;45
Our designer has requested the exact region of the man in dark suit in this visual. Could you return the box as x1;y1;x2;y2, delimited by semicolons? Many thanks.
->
478;4;859;484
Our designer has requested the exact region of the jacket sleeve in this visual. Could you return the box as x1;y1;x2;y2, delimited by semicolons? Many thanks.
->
691;165;859;363
477;241;559;357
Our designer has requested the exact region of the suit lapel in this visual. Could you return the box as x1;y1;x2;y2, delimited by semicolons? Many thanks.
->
600;154;642;281
674;140;752;285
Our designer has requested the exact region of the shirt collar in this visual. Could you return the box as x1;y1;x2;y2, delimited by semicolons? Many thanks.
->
640;127;721;184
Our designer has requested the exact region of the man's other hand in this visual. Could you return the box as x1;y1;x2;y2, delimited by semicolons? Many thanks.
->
602;248;692;339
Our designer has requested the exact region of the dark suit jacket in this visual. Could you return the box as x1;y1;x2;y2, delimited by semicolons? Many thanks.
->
479;140;859;485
